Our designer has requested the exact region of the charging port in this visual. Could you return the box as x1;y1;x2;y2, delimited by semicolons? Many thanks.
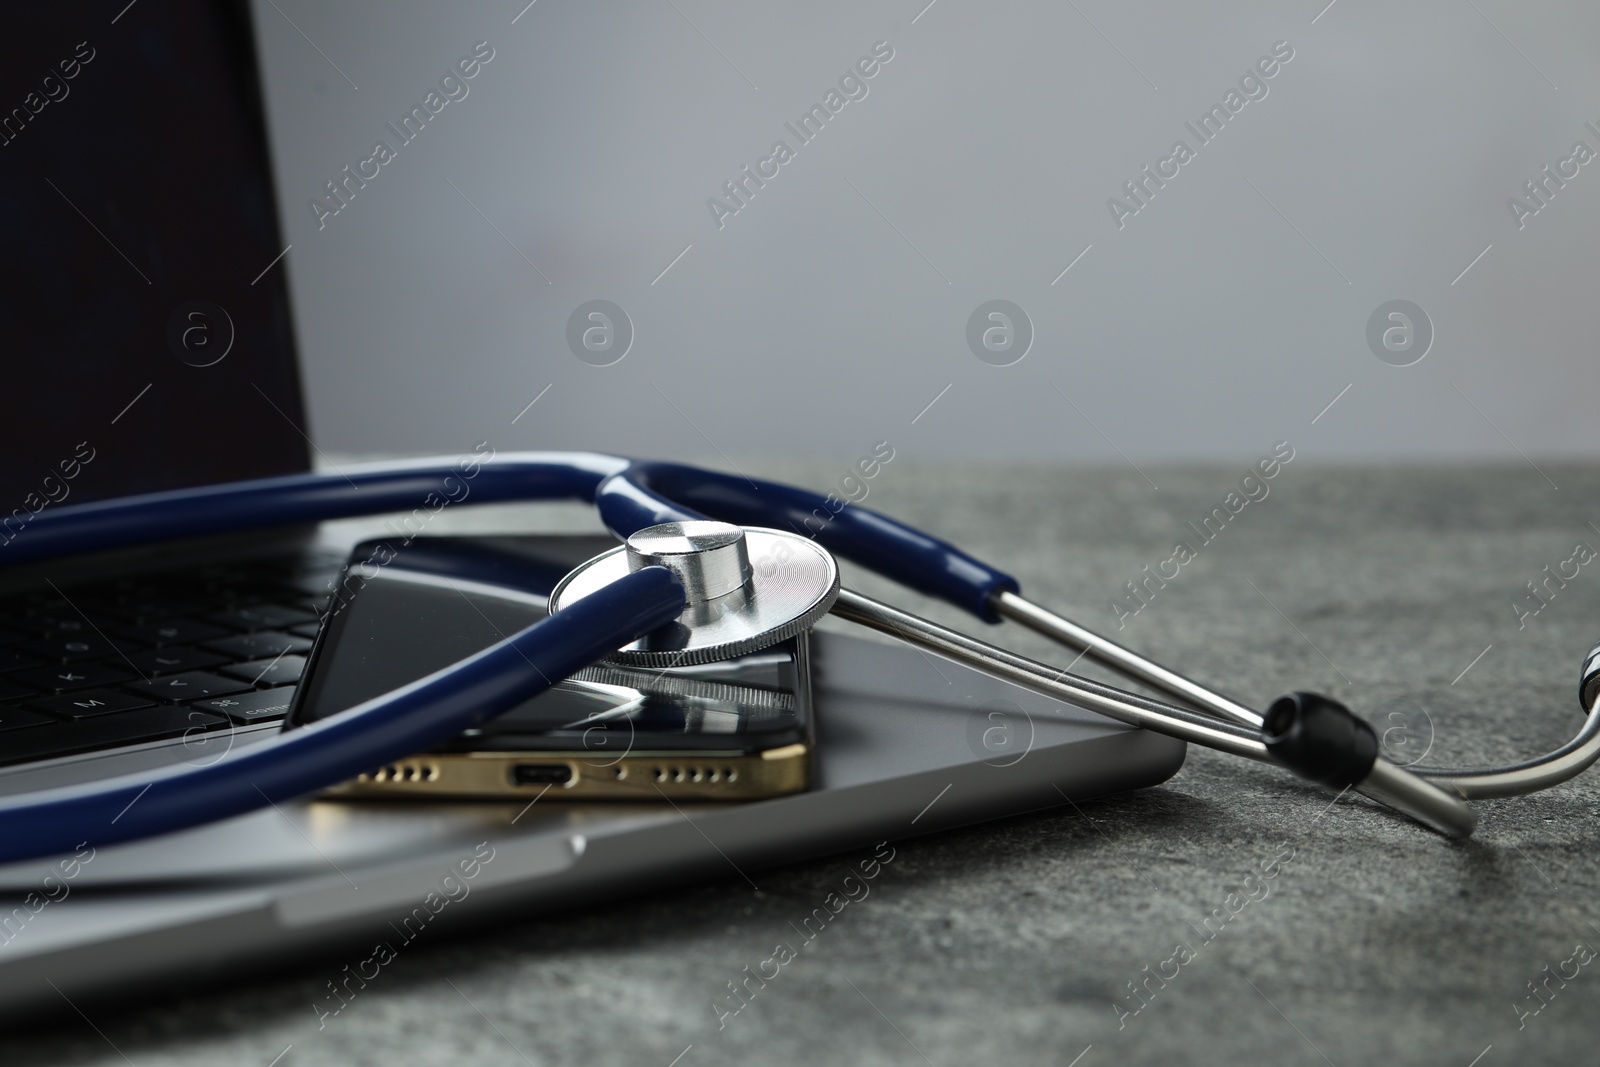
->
511;763;574;786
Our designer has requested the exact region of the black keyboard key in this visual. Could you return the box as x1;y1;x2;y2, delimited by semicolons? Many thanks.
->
124;647;230;678
207;605;319;632
26;689;155;720
26;614;127;639
116;599;204;623
289;621;324;639
285;572;340;597
0;650;43;674
21;634;145;663
125;671;252;703
219;654;306;688
11;663;135;693
0;679;38;702
76;579;157;601
15;592;77;608
0;707;228;768
201;631;312;660
115;618;231;647
210;587;271;607
0;708;53;733
23;613;96;637
68;595;137;617
194;686;296;724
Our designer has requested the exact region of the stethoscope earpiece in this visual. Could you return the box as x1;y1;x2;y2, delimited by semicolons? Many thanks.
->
1262;691;1378;790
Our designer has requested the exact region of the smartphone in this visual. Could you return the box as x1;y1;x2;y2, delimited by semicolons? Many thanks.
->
286;534;812;800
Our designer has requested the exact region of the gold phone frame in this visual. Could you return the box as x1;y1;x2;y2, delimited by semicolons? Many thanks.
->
326;742;809;801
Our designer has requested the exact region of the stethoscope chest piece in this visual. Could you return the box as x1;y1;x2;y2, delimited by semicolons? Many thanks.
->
550;520;839;667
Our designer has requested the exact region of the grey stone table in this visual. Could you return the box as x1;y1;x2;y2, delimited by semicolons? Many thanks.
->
5;463;1599;1066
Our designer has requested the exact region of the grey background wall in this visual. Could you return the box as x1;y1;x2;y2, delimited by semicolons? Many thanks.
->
251;0;1600;469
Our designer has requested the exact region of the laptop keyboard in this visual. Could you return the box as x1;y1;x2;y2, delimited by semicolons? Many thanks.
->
0;551;344;770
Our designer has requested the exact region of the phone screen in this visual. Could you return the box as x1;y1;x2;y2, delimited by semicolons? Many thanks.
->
287;535;811;756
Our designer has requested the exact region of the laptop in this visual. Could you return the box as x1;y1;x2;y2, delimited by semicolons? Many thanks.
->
0;0;1185;1019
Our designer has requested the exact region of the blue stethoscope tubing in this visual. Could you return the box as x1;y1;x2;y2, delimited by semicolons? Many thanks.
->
5;453;1020;619
0;452;1018;866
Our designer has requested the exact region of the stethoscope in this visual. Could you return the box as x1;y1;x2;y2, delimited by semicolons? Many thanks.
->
2;450;1597;865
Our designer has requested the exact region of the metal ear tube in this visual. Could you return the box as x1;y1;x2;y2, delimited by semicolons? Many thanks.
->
984;591;1600;823
990;590;1476;835
829;590;1476;838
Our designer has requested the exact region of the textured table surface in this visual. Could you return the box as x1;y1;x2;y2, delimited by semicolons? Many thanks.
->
6;462;1600;1066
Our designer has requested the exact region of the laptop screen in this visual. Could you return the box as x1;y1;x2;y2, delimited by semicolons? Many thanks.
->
0;0;308;515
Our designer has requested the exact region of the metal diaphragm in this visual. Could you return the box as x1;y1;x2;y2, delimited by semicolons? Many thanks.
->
549;521;839;668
